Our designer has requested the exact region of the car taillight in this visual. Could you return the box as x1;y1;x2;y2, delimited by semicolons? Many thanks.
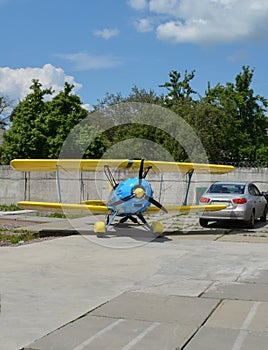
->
232;198;247;204
200;197;210;203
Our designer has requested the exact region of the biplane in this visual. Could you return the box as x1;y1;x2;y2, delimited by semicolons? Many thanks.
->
11;159;234;234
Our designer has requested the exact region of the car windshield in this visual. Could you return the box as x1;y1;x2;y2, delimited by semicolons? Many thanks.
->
208;183;245;194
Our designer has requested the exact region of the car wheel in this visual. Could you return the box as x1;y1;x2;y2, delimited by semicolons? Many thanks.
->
260;206;267;222
246;211;255;229
199;218;209;227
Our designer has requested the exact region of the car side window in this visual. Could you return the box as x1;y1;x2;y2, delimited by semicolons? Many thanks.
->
248;184;260;196
253;185;261;196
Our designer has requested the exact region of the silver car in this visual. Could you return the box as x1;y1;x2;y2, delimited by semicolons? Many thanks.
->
199;181;267;228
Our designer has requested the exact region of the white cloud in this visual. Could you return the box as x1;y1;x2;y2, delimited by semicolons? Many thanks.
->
128;0;148;10
0;64;81;102
149;0;180;15
134;18;154;32
130;0;268;44
93;28;119;40
59;53;122;70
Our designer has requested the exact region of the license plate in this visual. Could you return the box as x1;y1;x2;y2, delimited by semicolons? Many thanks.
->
211;201;231;207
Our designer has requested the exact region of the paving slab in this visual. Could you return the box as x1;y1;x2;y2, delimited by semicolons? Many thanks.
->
131;279;213;297
203;281;268;301
187;299;268;349
25;292;219;350
205;299;268;331
184;327;268;350
238;268;268;284
24;315;190;350
91;292;219;324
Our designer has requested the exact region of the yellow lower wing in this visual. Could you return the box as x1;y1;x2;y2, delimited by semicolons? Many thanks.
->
18;201;226;214
17;201;109;214
147;205;227;212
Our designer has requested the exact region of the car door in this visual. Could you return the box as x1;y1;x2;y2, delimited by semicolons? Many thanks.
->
248;184;265;218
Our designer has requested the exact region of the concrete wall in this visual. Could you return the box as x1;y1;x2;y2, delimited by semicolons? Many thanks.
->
1;165;268;206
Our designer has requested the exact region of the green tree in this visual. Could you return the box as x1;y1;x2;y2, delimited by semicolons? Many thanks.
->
183;101;231;162
1;80;52;163
0;80;97;163
204;66;268;164
44;82;89;158
61;122;109;159
91;87;165;157
159;70;197;103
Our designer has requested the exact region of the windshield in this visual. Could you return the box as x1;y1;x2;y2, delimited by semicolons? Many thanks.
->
208;183;245;194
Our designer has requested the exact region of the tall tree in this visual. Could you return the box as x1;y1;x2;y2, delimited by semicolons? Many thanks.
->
0;81;92;163
1;80;52;163
204;66;268;164
44;82;88;158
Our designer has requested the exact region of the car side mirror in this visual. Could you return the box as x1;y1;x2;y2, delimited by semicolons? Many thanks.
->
261;191;268;201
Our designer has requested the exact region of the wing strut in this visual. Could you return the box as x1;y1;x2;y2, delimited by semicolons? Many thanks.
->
183;169;194;206
104;165;118;189
56;165;62;203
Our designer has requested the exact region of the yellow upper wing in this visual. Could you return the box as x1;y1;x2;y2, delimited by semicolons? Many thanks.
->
11;159;234;174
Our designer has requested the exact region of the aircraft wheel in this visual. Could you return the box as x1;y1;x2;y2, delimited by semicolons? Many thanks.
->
94;221;106;233
151;221;164;233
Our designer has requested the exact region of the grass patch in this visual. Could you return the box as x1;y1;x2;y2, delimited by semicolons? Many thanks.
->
0;204;22;211
46;212;67;218
0;231;39;245
46;212;87;219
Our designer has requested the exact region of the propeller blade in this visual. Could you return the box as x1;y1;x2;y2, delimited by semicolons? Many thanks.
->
145;195;168;213
138;159;144;185
110;194;135;206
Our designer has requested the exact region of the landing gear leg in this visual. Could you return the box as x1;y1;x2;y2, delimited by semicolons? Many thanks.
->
106;211;118;231
136;213;153;232
94;211;118;234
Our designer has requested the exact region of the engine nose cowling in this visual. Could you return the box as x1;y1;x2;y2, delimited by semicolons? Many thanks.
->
107;177;154;214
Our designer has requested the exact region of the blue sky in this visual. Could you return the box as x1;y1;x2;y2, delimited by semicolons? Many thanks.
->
1;0;268;110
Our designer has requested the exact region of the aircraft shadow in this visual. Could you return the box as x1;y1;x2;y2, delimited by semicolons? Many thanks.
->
37;223;172;243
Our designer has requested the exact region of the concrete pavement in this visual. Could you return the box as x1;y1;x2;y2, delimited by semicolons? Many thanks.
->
0;212;268;349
